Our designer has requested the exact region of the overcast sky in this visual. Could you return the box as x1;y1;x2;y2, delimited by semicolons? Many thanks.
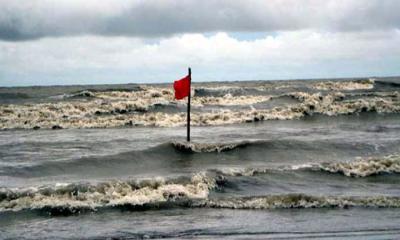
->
1;0;399;86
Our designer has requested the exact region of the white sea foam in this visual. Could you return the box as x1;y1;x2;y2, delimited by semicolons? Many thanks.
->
191;94;271;107
319;155;400;177
212;154;400;178
214;167;269;177
172;141;252;153
1;154;400;213
0;173;215;213
197;194;400;209
312;79;375;91
1;83;399;129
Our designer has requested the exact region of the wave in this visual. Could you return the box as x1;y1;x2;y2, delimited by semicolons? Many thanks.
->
0;140;263;178
1;154;399;215
194;86;264;97
312;79;375;91
0;173;215;214
1;85;399;129
375;80;400;88
2;180;400;216
50;87;145;99
318;155;400;177
0;92;31;100
287;92;400;120
50;90;96;100
172;140;253;153
196;194;400;209
61;229;400;240
213;154;400;178
2;140;398;179
191;94;272;107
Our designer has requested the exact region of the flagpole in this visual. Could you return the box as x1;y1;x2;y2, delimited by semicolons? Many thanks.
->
187;67;191;142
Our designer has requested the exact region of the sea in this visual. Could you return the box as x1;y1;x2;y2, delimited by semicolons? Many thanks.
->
0;77;400;239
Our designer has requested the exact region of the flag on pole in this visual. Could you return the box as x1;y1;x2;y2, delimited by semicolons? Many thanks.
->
173;68;192;142
173;74;191;100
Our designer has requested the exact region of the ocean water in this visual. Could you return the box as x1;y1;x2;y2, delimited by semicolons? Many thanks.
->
0;77;400;239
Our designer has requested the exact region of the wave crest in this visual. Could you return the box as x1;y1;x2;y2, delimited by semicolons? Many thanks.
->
1;155;400;215
0;173;215;214
312;79;375;91
197;194;400;209
172;141;252;153
212;155;400;178
1;86;399;129
319;155;400;177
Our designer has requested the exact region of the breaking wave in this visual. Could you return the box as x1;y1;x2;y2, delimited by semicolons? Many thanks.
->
0;173;215;214
197;194;400;209
1;81;399;129
194;86;263;97
172;141;253;153
1;154;399;215
2;181;400;216
50;90;96;99
312;79;375;91
318;155;400;177
213;154;400;178
2;140;399;179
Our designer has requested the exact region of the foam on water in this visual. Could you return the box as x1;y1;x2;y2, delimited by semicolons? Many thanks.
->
2;93;398;130
198;194;400;209
2;78;400;239
319;155;400;177
1;78;399;130
312;79;375;91
213;154;400;178
172;141;252;153
1;154;399;215
191;94;271;107
0;173;215;213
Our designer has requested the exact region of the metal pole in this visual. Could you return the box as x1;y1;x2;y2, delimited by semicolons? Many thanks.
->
187;67;191;142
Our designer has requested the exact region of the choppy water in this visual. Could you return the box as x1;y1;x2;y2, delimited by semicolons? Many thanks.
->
1;77;400;239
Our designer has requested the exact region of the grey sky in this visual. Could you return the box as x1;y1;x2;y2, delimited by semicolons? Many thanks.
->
0;0;399;86
1;0;400;41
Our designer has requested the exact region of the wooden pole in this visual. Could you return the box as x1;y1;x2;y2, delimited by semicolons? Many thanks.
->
187;67;191;142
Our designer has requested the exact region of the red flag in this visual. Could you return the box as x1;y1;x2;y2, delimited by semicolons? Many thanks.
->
173;74;191;100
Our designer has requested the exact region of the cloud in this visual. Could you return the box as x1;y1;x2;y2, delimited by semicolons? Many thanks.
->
1;30;399;86
0;0;400;41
